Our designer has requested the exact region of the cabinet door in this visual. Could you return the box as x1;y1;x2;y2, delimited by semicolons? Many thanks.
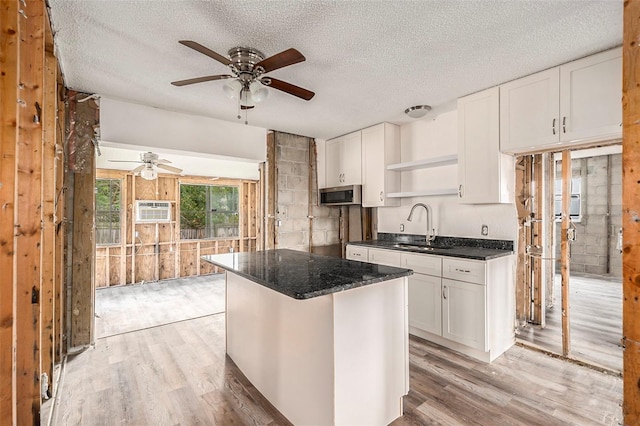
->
362;124;385;206
560;47;622;143
442;278;487;351
500;67;560;153
341;131;362;185
325;138;343;187
408;273;442;336
361;124;400;207
458;87;513;204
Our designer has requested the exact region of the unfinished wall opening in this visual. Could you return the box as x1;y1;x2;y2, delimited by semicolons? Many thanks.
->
516;144;622;373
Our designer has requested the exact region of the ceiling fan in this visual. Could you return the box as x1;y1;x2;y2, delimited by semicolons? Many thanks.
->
108;152;183;180
171;41;315;114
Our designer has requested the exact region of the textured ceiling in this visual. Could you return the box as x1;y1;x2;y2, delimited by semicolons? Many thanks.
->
48;0;622;141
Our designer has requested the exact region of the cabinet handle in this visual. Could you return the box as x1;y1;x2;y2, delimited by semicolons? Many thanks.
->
455;268;471;273
552;118;556;135
458;184;463;198
562;116;566;134
380;191;384;201
443;286;447;300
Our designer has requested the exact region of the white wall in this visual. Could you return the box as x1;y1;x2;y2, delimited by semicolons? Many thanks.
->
100;98;267;162
377;110;518;241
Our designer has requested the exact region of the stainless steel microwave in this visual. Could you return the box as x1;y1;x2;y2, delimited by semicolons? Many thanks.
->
319;185;362;206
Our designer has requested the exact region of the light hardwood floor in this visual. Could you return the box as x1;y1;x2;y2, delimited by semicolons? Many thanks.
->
516;274;622;372
50;275;622;425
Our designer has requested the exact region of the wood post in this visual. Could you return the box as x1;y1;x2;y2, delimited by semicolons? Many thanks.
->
40;16;57;397
623;1;640;422
15;0;45;421
67;92;96;348
0;0;19;421
560;150;571;357
532;154;544;326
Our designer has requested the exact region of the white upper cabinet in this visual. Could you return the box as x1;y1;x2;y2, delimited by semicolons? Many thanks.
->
325;131;362;187
500;47;621;154
458;87;514;204
560;48;622;142
361;123;400;207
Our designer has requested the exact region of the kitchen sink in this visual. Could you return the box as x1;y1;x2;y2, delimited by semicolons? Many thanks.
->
391;243;452;251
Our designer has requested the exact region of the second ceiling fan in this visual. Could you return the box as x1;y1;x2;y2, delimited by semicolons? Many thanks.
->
171;41;315;111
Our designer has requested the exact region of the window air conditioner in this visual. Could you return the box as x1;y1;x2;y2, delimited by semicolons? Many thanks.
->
135;200;172;223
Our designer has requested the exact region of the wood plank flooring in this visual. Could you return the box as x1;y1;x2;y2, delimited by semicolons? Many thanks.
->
95;274;226;338
51;319;622;424
516;274;622;372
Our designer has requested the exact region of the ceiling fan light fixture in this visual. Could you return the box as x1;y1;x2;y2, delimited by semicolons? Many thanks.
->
223;79;243;99
404;105;432;119
140;166;158;180
240;88;254;107
249;80;268;103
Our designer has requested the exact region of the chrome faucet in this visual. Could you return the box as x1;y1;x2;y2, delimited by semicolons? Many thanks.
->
406;203;436;244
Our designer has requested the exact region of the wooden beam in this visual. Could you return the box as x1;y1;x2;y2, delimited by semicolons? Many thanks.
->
532;154;544;326
623;2;640;422
40;21;57;397
15;0;45;421
266;132;276;249
54;80;66;362
0;0;19;421
68;93;96;347
560;150;571;357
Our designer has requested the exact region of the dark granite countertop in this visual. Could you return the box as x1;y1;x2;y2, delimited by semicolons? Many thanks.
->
349;234;514;261
202;249;412;300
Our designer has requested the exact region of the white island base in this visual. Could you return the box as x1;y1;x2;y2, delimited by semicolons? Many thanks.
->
225;272;409;426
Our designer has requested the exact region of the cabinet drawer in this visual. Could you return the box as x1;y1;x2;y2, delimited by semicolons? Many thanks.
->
346;245;368;261
401;253;442;276
368;248;402;267
442;258;486;285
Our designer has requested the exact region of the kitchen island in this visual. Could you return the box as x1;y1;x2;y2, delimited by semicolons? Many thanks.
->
202;249;412;426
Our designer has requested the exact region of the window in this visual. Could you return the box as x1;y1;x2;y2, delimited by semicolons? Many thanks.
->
554;177;581;221
95;178;121;245
180;184;239;240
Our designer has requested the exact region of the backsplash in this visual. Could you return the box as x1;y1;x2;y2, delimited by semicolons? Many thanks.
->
377;233;514;251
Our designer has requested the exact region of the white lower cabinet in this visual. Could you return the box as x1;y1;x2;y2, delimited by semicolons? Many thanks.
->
408;274;442;336
347;243;515;363
442;278;486;351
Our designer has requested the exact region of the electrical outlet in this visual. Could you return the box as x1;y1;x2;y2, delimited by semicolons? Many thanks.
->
400;224;404;232
135;231;139;238
481;225;489;236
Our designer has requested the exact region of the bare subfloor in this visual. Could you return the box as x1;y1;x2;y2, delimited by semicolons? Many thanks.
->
517;273;622;372
50;275;622;425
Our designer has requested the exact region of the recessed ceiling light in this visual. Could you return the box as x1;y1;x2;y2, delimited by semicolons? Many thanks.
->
404;105;432;119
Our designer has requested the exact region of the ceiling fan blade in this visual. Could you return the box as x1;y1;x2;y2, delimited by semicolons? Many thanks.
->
240;105;255;110
131;165;146;173
155;159;171;164
255;48;305;73
108;160;144;163
171;75;232;86
156;164;183;174
265;78;315;101
179;40;232;66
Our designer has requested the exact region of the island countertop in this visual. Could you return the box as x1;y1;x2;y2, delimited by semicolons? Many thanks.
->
201;248;412;300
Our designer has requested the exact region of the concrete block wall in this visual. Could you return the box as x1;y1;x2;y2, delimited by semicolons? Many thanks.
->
274;132;339;251
555;154;622;277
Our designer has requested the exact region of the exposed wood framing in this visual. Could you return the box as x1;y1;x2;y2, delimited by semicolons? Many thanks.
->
67;92;97;348
623;1;640;422
15;0;45;421
532;154;544;326
54;63;66;363
40;15;57;398
266;132;276;249
94;170;259;286
544;152;555;309
560;150;571;357
514;156;533;324
0;0;19;421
